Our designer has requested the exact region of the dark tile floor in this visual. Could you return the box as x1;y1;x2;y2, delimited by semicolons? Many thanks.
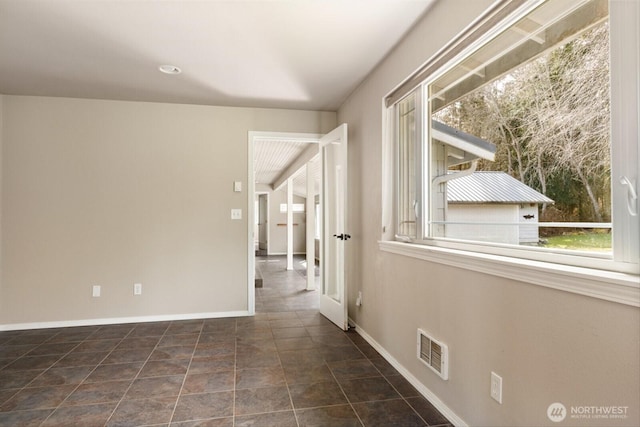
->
0;256;452;426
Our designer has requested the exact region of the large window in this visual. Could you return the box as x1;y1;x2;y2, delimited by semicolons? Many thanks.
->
391;0;638;274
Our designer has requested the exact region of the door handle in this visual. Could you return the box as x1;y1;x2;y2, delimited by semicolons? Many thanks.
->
620;176;638;216
333;233;351;241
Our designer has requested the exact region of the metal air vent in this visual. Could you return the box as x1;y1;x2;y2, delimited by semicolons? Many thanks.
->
417;329;449;380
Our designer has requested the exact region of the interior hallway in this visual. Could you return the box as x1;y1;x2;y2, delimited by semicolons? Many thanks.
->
255;255;320;313
0;257;452;426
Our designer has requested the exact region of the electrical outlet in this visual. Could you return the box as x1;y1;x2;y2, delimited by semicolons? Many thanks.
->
356;291;363;306
92;285;101;297
134;283;142;295
231;209;242;220
491;371;503;404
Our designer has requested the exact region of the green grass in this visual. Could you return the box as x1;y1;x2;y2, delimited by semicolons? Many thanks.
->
544;231;611;251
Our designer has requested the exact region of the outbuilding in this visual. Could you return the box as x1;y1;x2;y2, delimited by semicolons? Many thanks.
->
445;171;554;245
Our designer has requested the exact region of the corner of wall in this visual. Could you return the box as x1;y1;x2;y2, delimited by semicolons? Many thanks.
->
0;94;4;323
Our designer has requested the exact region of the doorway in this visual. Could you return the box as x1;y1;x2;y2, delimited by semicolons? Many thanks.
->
247;131;323;315
247;125;348;329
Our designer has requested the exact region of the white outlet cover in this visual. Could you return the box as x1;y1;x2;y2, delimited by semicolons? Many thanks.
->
231;209;242;220
491;371;503;404
234;181;242;192
134;283;142;295
92;285;101;297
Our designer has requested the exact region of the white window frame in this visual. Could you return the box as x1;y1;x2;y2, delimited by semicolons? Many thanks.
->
381;0;639;307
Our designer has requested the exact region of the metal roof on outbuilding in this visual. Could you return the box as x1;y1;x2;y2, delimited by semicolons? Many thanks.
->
447;171;554;204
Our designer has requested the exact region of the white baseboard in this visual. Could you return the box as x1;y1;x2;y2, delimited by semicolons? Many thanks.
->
349;317;467;427
0;310;251;332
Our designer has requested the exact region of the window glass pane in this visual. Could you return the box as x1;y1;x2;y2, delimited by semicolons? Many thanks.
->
280;203;305;213
397;93;417;238
315;203;320;239
428;0;611;254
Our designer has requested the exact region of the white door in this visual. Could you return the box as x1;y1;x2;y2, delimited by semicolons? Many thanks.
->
319;124;349;330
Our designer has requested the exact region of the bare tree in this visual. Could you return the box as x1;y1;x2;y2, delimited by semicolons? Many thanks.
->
434;22;611;223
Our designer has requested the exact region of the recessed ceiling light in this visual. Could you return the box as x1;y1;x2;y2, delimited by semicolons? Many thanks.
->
159;65;182;75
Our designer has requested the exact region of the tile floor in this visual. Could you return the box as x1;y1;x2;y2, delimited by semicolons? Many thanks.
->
0;256;452;426
255;255;320;313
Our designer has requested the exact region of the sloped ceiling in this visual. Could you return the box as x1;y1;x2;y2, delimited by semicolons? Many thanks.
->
0;0;436;197
0;0;435;111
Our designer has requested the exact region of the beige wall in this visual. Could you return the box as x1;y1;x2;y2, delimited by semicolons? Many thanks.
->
338;0;639;426
0;95;335;326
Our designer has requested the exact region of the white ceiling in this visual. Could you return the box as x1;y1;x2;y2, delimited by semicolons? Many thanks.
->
0;0;435;199
254;138;320;197
254;139;310;186
0;0;434;111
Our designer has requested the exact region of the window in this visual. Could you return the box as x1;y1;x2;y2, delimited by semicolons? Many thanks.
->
390;0;638;275
397;92;419;239
280;203;305;213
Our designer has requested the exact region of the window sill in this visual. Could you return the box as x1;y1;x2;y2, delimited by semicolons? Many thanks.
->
378;241;640;307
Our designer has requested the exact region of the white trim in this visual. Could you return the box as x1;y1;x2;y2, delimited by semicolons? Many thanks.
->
379;241;640;307
610;0;640;265
248;132;257;316
349;318;468;427
0;310;251;332
250;131;322;143
287;178;294;270
387;0;638;276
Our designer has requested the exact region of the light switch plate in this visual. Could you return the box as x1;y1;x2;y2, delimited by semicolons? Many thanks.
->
231;209;242;220
234;181;242;192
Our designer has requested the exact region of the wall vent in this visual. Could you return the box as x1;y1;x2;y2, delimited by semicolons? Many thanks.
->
417;329;449;380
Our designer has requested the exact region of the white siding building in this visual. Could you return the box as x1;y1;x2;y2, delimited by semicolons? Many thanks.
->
445;172;554;244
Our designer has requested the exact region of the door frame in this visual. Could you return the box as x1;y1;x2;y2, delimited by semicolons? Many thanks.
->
256;192;269;254
247;131;322;315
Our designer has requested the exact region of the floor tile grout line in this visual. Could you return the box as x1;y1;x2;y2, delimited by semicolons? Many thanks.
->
1;257;451;426
363;335;446;426
165;320;204;426
404;396;442;427
10;341;81;393
360;338;431;427
325;353;366;427
37;325;137;426
103;322;173;427
0;327;99;411
232;318;237;427
2;325;108;397
234;407;296;418
274;323;301;427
